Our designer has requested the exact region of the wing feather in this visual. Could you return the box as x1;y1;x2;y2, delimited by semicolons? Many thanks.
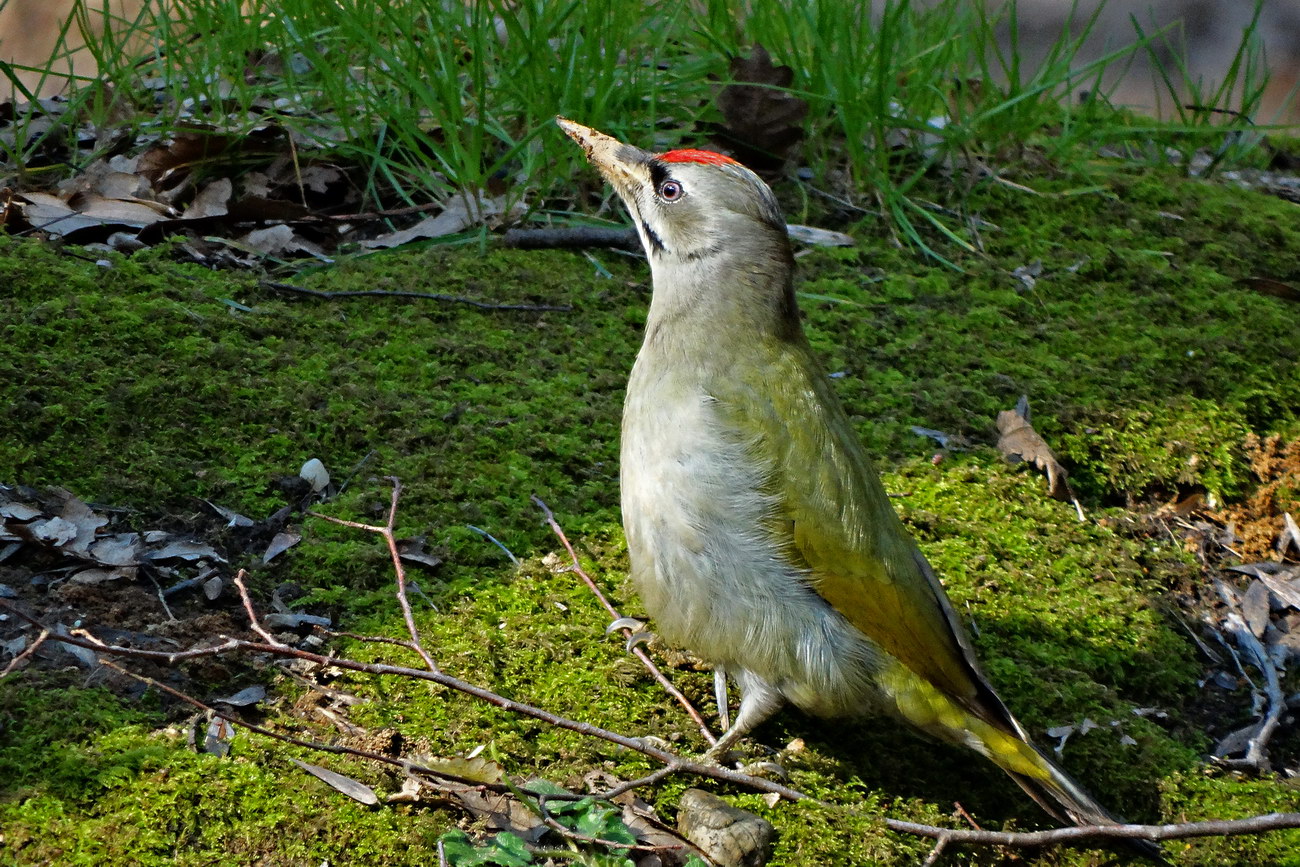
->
718;337;1014;727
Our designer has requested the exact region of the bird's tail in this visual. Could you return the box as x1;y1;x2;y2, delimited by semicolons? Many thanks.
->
967;712;1168;862
885;666;1165;861
1002;744;1168;863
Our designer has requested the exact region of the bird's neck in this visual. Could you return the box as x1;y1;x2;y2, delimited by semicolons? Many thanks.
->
642;245;802;357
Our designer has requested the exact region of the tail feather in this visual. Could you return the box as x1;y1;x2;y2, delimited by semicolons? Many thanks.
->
885;664;1166;861
1006;756;1169;863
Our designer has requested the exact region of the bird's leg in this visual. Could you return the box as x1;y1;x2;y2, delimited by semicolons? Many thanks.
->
700;671;784;762
713;666;731;732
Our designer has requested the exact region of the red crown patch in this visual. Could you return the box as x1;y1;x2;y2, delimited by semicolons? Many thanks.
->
659;148;740;166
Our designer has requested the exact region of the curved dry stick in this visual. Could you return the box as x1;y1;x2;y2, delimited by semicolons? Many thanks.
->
0;598;806;802
0;627;48;676
886;813;1300;847
309;477;440;674
1212;579;1285;770
532;495;718;747
7;602;1300;858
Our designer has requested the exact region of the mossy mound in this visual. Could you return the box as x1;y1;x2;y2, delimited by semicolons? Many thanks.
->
2;162;1298;865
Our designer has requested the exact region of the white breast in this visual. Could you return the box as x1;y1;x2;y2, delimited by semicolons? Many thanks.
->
618;355;885;718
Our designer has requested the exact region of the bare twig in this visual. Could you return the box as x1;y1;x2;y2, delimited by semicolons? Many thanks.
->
920;837;949;867
532;495;717;746
886;812;1300;847
261;280;570;313
502;226;642;253
593;766;678;802
310;478;440;674
0;627;48;676
232;569;285;647
0;598;806;802
1212;580;1285;770
146;571;177;621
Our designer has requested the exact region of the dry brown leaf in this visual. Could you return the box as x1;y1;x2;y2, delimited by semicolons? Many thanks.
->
416;753;504;785
715;44;808;169
1243;578;1272;638
17;191;163;236
996;396;1075;502
262;530;301;563
233;224;327;259
360;191;524;249
184;177;233;219
454;788;547;843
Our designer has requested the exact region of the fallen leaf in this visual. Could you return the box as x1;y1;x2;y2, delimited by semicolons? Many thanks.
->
213;685;267;707
290;758;379;805
996;396;1074;501
234;223;327;259
397;536;444;572
262;530;301;563
184;177;233;219
70;566;135;584
414;753;505;785
263;612;330;629
454;788;547;843
714;44;808;169
147;539;225;563
360;191;524;249
1242;579;1271;638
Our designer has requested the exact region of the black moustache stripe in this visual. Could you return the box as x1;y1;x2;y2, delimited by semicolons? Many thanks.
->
640;220;666;254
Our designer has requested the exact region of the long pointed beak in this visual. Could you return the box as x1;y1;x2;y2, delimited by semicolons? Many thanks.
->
556;117;651;191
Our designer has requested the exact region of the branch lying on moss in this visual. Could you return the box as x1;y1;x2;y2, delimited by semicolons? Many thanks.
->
1208;579;1286;771
532;493;718;747
5;476;1300;864
260;280;571;312
501;226;642;253
891;811;1300;849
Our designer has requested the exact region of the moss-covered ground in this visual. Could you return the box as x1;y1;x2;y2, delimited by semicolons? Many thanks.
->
2;161;1299;865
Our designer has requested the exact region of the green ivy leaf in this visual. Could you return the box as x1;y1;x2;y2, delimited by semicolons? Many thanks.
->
437;830;532;866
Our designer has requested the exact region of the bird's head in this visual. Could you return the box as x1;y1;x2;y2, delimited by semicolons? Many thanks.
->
558;117;797;336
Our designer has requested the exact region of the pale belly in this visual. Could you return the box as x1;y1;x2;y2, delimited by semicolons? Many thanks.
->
618;379;887;719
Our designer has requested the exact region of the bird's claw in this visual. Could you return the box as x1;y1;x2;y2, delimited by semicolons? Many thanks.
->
606;617;654;653
606;616;645;634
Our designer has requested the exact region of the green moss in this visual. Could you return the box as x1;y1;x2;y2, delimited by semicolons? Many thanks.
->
2;161;1299;864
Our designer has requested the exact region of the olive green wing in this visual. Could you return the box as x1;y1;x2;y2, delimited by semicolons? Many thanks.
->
721;340;1011;723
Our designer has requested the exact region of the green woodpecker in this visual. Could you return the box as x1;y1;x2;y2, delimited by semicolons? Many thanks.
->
557;117;1157;850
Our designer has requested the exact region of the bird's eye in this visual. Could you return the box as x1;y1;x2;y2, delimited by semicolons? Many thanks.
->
657;179;684;202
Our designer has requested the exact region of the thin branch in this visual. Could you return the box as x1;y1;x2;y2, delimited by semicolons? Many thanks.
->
261;280;569;313
0;598;807;802
501;226;642;253
310;478;440;674
0;627;48;676
1212;580;1285;770
532;495;717;746
593;766;678;802
885;813;1300;847
83;647;540;796
232;568;285;647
